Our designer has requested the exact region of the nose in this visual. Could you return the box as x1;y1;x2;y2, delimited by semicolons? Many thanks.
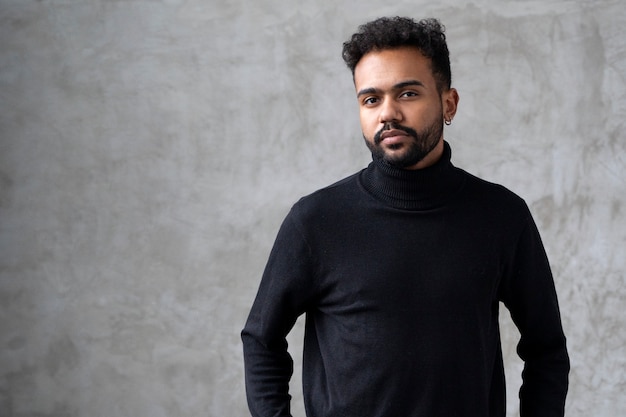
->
378;98;402;124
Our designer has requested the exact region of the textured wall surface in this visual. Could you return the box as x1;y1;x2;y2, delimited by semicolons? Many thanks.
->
1;0;624;416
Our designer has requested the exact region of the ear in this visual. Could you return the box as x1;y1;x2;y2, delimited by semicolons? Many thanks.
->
442;88;459;122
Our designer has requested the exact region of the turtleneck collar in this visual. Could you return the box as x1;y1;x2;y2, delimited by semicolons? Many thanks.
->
359;141;465;210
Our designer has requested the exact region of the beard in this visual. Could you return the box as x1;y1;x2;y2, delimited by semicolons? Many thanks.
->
364;115;444;169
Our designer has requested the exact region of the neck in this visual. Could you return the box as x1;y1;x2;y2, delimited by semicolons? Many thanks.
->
360;141;465;210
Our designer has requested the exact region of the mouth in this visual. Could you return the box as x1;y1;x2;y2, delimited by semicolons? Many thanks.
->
380;129;409;140
377;129;410;145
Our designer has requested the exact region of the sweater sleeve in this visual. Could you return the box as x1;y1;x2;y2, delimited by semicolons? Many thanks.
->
241;209;318;417
499;212;570;417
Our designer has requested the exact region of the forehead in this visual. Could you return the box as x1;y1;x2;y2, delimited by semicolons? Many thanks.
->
354;47;435;91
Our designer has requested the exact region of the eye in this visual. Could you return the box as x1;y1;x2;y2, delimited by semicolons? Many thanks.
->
363;96;379;106
400;91;418;98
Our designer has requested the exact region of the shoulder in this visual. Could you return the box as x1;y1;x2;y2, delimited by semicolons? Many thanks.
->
287;170;363;225
296;171;361;208
456;167;531;218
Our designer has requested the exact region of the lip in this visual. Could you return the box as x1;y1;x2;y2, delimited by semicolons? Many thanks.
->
379;129;409;144
380;129;408;139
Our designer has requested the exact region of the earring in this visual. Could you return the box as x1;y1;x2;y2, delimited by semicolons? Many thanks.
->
444;118;452;126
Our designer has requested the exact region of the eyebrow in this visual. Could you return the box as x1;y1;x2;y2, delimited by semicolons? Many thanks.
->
356;80;425;97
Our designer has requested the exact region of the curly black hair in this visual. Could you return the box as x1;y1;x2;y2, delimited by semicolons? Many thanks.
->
342;17;452;92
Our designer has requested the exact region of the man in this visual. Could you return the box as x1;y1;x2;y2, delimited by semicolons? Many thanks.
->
242;16;569;417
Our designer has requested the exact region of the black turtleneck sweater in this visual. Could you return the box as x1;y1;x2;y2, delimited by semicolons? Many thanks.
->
242;142;569;417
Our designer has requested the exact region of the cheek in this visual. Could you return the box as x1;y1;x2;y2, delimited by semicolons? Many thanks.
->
359;110;378;136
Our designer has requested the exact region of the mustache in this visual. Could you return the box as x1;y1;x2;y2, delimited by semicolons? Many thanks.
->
373;123;419;145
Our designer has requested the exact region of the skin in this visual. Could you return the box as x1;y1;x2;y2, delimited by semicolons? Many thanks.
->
354;46;460;170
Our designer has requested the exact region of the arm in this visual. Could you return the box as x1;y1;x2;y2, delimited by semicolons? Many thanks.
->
241;212;317;417
500;213;570;417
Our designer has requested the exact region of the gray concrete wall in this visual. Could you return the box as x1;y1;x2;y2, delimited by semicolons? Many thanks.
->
0;0;624;416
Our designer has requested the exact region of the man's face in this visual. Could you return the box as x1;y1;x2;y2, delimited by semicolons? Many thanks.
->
354;46;458;170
